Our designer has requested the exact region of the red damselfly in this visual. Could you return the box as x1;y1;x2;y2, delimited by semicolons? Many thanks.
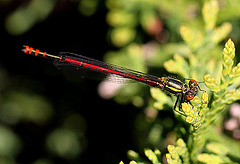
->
22;46;205;116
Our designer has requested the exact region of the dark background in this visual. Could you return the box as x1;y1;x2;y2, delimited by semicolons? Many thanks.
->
0;1;138;163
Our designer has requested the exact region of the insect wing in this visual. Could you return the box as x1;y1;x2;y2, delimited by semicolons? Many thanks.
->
54;52;160;84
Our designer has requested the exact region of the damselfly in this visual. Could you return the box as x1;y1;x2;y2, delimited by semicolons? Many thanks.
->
22;46;205;116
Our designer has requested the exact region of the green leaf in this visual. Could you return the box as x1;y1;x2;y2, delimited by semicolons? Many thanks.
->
202;0;219;31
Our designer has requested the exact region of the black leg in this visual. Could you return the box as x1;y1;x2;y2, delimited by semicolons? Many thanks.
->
173;95;180;111
173;95;186;116
183;78;193;83
197;85;205;92
192;102;204;107
180;94;185;109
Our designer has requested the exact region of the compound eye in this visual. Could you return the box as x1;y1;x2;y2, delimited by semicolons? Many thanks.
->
189;79;197;86
186;94;194;100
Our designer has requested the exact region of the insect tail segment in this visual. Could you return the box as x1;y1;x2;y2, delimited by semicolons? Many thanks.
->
22;45;61;60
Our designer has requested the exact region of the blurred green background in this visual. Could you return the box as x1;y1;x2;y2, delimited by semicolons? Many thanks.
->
0;0;240;164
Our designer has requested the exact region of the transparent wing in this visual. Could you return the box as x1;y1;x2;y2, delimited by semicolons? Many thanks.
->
54;52;160;84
